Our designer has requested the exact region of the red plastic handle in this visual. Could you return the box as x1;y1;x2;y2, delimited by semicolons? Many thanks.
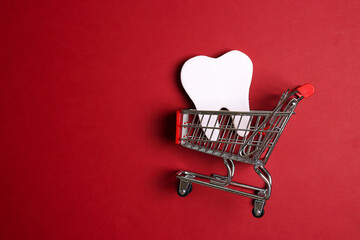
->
296;83;315;98
175;110;182;144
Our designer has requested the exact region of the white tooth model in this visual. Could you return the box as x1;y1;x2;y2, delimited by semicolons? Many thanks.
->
181;50;253;141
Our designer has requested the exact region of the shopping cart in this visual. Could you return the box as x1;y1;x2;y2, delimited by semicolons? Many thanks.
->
175;84;314;218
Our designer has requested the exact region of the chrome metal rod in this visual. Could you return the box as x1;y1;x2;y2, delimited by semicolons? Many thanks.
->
211;174;263;192
229;181;264;192
260;166;272;186
254;166;272;199
177;171;265;200
223;159;232;186
179;171;265;192
177;175;264;200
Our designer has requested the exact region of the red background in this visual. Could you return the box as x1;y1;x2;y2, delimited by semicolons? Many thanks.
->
1;0;360;239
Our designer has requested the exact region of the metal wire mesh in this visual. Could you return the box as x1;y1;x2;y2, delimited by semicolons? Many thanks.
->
178;91;298;166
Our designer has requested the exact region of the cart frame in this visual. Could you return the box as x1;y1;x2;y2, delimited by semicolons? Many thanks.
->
175;84;314;217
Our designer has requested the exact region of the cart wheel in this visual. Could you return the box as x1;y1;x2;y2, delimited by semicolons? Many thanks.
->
252;199;266;218
177;181;192;197
253;199;266;207
252;208;265;218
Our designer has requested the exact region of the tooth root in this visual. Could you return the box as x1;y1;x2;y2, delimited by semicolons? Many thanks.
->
199;114;221;141
181;50;253;141
229;110;251;137
198;112;250;142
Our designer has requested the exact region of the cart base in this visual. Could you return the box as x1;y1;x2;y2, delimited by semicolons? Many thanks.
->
176;169;270;218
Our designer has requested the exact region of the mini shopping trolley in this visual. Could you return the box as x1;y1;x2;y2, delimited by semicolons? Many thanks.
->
175;84;314;218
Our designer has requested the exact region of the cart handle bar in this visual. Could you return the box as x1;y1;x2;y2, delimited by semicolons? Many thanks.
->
238;83;314;152
296;83;314;98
